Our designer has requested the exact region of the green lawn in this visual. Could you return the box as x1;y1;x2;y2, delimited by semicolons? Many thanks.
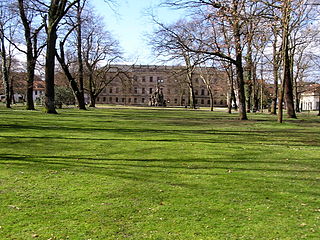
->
0;106;319;240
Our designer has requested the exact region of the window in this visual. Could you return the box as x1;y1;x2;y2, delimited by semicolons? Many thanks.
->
149;76;153;82
195;90;198;95
220;100;223;105
97;97;100;102
35;90;38;95
142;98;145;103
128;98;131;103
134;98;137;103
103;97;106;102
201;99;204;104
142;88;146;94
116;97;119;102
109;88;113;94
134;87;138;94
195;99;198;104
207;100;210;104
149;88;153;94
133;75;138;81
142;76;146;82
174;99;178;104
122;98;125;103
201;89;205;95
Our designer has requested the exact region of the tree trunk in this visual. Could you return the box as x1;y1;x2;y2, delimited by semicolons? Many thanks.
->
284;46;296;118
295;89;300;113
318;92;320;116
26;62;36;110
76;2;86;110
245;40;253;113
271;26;279;115
271;62;279;115
253;64;259;112
207;87;214;111
56;41;87;110
57;55;87;110
277;79;285;123
227;91;232;114
89;92;96;107
188;82;196;109
44;27;58;114
88;71;96;107
229;67;238;111
18;0;36;110
282;0;296;119
246;84;252;113
10;81;15;104
0;35;11;108
232;5;247;120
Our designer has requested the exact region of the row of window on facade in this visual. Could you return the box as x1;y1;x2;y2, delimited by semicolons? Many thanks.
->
130;76;164;83
34;90;43;96
301;101;320;111
96;96;226;105
103;87;221;96
130;75;214;84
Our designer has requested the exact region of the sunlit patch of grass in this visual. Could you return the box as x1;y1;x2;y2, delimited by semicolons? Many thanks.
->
0;106;319;239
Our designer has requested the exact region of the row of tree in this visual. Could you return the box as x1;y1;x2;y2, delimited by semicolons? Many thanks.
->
149;0;320;121
1;0;320;121
0;0;121;112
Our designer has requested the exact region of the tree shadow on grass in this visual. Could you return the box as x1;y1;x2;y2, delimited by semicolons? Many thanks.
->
1;154;319;184
1;128;319;147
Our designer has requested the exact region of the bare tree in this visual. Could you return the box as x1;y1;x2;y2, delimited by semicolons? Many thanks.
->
81;13;121;107
75;0;86;109
163;0;249;120
0;1;16;108
43;0;80;114
150;19;208;109
270;23;281;115
17;0;46;110
54;0;88;109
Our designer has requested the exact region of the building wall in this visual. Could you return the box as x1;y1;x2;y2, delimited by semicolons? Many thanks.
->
96;65;228;107
300;92;320;111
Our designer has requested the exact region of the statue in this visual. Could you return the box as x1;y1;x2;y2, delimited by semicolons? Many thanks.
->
150;87;166;107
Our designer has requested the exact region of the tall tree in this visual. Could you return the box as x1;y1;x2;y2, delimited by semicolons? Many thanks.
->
164;0;249;120
82;13;121;107
43;0;80;114
0;0;15;108
17;0;46;110
75;0;86;109
55;0;88;110
150;20;206;109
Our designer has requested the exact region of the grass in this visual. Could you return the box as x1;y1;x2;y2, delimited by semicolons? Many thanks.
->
0;106;319;240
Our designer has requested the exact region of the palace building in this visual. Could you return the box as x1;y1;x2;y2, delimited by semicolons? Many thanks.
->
96;64;228;108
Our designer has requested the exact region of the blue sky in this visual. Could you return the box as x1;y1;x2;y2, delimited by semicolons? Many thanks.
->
91;0;185;64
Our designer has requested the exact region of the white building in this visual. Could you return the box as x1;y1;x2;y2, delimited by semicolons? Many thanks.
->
300;85;320;111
